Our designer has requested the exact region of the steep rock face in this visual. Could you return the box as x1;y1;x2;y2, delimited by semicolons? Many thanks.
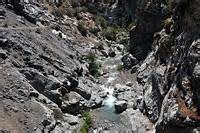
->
129;0;168;61
133;0;200;132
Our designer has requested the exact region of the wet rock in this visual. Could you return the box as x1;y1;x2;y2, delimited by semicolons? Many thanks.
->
114;100;127;113
90;94;103;108
121;54;138;70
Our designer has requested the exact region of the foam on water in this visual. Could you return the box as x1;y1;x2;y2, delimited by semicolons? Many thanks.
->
100;85;116;108
103;95;117;108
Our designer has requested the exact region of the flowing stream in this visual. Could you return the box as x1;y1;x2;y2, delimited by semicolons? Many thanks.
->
90;53;132;131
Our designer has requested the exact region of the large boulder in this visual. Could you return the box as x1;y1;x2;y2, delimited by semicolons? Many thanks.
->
114;100;127;113
0;9;6;16
121;54;138;70
61;92;82;115
129;0;167;61
63;114;80;125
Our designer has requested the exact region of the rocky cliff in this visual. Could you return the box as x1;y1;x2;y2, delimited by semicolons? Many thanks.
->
130;0;200;132
1;0;200;132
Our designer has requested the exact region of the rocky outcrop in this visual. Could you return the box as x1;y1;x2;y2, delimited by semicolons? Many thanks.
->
114;100;127;113
130;0;200;132
129;0;169;61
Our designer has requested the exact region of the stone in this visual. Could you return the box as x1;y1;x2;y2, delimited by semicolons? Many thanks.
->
131;65;139;74
73;87;91;100
108;48;116;57
29;91;39;98
63;114;79;125
114;100;127;113
90;94;103;108
121;54;138;70
67;76;79;88
0;129;11;133
0;39;9;47
0;49;7;60
61;92;81;115
101;50;108;57
47;90;62;106
72;81;92;100
126;81;133;87
45;75;62;90
0;9;6;16
42;119;51;127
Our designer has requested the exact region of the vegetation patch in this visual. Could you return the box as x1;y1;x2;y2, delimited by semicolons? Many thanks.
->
85;52;101;78
116;64;124;72
80;112;92;133
77;21;88;36
94;15;107;28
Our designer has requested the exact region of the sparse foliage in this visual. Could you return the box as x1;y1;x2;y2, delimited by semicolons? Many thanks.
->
85;53;101;78
80;112;92;133
78;21;87;36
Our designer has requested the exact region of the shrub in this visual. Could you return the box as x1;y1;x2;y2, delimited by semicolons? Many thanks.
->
66;7;76;17
95;15;107;28
89;27;100;36
51;7;63;18
85;53;101;78
102;26;118;41
80;112;92;133
116;64;123;72
77;21;87;36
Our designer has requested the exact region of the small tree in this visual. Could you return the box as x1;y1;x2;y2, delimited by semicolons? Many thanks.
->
85;53;101;78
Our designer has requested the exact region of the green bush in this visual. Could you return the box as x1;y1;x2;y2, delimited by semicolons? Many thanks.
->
95;15;107;28
102;27;118;41
51;8;64;18
80;112;92;133
77;21;87;36
116;64;123;72
85;53;101;78
89;27;100;36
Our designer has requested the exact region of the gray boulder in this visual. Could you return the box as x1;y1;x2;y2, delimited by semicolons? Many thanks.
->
114;100;127;113
0;9;6;16
121;54;138;70
108;48;116;57
61;92;81;115
89;94;103;108
63;114;79;125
